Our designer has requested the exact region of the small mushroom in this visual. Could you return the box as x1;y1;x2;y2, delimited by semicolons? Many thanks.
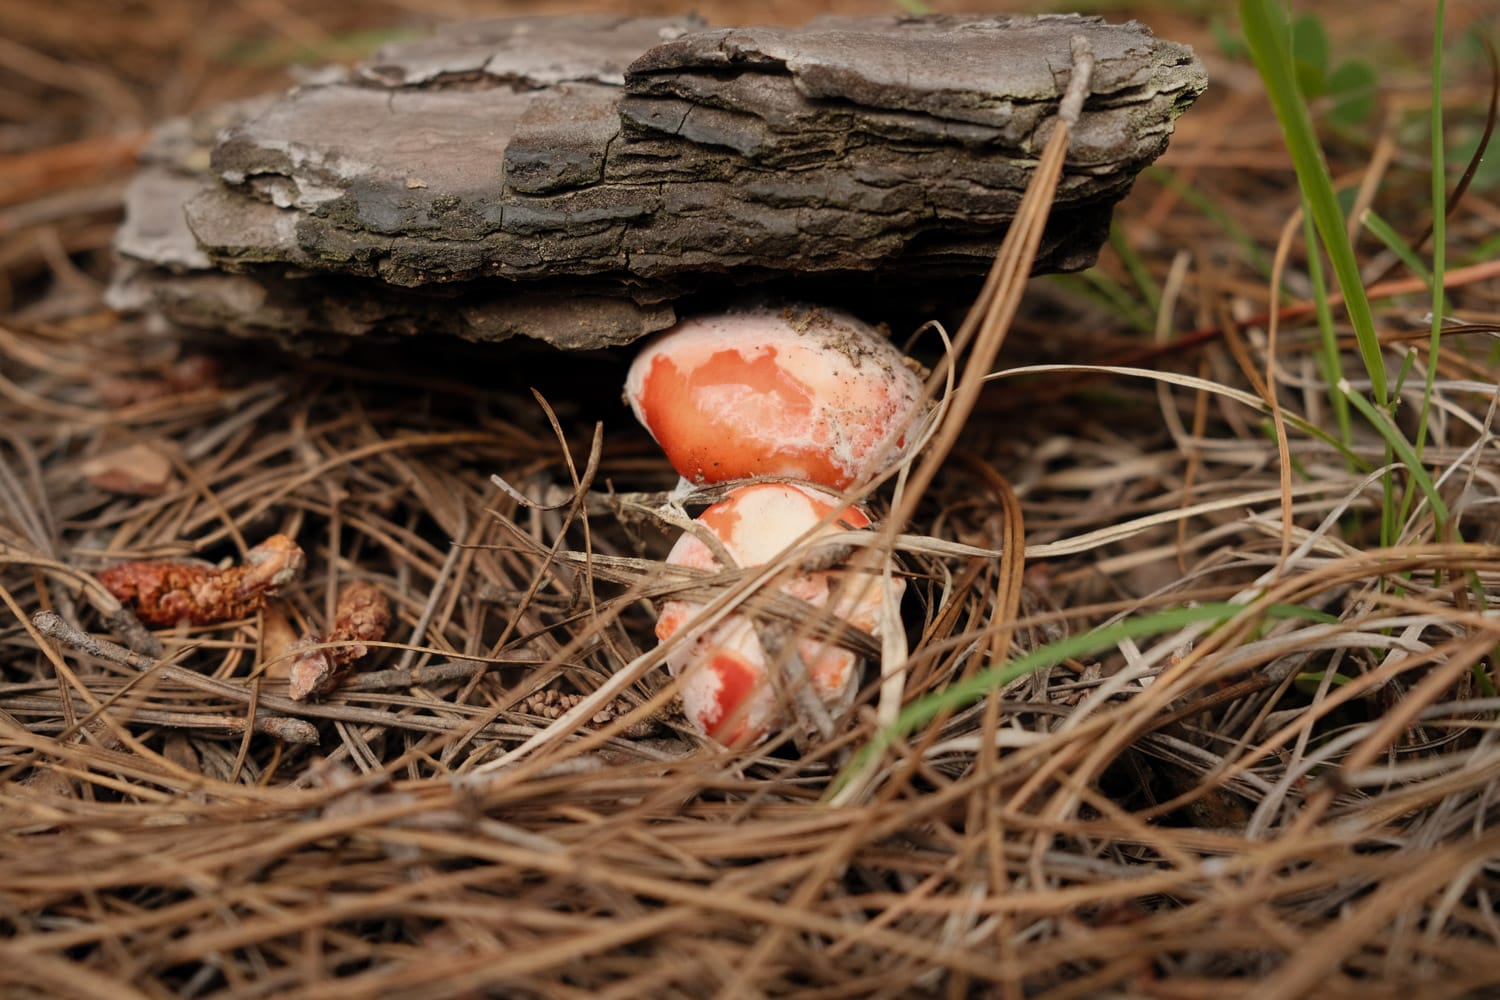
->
656;482;903;745
625;306;925;490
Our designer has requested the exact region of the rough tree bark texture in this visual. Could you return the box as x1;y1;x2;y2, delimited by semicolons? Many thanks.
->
110;14;1206;350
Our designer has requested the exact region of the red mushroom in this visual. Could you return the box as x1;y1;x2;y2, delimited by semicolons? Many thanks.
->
625;306;925;490
656;482;902;745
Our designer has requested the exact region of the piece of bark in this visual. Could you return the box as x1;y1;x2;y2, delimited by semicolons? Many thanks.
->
109;13;1205;350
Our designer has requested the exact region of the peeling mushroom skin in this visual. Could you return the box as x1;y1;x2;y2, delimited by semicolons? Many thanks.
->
656;482;904;745
625;307;925;490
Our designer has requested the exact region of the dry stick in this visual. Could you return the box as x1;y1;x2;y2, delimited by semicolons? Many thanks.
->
441;415;606;763
0;545;161;656
30;611;318;745
341;659;528;691
1266;205;1306;568
728;37;1097;1000
2;584;201;781
466;500;892;777
10;701;309;742
32;613;592;758
830;36;1094;809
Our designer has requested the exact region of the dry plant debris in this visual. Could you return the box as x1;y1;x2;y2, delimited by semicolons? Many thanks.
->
286;580;393;701
96;532;306;626
2;2;1500;998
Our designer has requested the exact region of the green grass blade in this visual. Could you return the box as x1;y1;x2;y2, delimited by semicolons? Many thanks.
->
1045;273;1156;334
1464;230;1500;265
1362;209;1435;289
1391;0;1453;542
1109;222;1162;316
1302;210;1354;455
833;601;1306;796
1240;0;1388;407
1418;0;1449;464
1339;379;1450;536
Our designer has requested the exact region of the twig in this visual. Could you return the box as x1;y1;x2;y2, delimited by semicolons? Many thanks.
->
341;660;510;691
834;36;1096;807
11;698;317;744
30;611;318;744
28;611;616;748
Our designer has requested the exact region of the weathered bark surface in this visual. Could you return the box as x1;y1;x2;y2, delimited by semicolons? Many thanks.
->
110;13;1206;350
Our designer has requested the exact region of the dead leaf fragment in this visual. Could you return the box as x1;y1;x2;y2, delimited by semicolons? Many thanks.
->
79;443;177;496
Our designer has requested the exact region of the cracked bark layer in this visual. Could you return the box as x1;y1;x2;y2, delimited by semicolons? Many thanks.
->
110;13;1206;350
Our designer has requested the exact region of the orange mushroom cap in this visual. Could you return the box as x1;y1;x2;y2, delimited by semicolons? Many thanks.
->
625;307;924;490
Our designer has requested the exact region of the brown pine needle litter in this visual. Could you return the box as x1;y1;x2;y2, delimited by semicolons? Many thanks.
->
3;2;1500;997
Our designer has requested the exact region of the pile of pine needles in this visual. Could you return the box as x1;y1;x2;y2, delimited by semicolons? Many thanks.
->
3;2;1499;996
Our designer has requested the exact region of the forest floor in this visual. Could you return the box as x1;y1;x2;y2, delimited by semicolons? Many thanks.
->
2;2;1498;997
